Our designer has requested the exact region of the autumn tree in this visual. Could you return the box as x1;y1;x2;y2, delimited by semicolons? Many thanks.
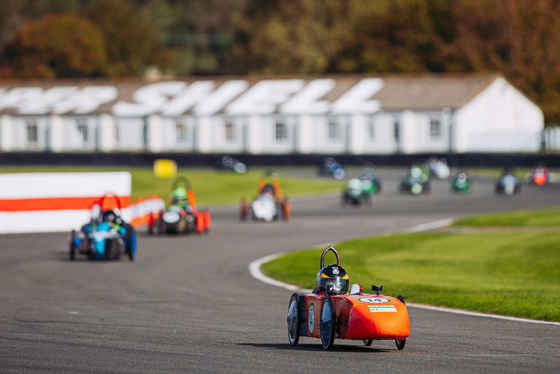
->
1;13;106;78
81;0;173;77
2;0;560;122
226;0;354;75
333;0;457;73
137;0;250;75
443;0;560;123
0;0;21;46
332;0;560;123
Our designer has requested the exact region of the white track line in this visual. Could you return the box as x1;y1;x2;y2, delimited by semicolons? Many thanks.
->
248;218;560;326
401;218;455;233
249;253;304;292
407;303;560;326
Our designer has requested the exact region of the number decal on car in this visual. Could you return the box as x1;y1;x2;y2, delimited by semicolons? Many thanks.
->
359;297;391;303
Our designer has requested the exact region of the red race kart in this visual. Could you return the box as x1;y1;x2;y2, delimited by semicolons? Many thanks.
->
287;246;410;350
148;177;210;234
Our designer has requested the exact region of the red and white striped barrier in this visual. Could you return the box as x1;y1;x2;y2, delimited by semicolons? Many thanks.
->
128;195;165;228
0;172;165;234
0;172;124;233
0;172;131;233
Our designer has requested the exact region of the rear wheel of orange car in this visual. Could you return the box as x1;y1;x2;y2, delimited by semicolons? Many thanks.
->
363;339;373;346
320;295;335;350
287;293;301;346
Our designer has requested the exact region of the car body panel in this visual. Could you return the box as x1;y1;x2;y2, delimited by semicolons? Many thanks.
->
300;293;410;341
251;196;278;222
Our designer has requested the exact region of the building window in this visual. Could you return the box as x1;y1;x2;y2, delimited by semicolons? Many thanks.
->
368;116;375;140
328;118;339;141
224;119;235;142
114;124;120;144
275;120;287;141
26;119;38;146
430;119;441;139
143;122;148;147
175;119;188;143
76;118;88;142
394;121;400;141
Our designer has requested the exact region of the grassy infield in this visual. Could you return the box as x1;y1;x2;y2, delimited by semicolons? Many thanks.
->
3;166;559;321
263;209;560;322
0;166;342;203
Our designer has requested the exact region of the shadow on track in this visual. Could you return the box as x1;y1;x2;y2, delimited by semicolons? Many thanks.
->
237;342;393;353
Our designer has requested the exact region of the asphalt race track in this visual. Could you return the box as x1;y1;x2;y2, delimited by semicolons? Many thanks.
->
1;169;560;373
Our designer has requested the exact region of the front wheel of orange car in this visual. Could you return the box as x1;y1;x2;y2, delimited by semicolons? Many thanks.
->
320;295;335;350
395;339;406;350
287;293;301;346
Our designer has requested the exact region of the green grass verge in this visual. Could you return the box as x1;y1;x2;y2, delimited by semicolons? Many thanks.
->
452;207;560;227
262;231;560;321
0;166;343;203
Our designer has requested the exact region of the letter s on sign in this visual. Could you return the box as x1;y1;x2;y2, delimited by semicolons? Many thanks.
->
112;82;186;117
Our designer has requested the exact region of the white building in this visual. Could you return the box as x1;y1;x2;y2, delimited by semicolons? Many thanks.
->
0;73;544;154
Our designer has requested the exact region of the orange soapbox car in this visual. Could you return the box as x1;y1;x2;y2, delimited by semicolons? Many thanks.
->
287;246;410;350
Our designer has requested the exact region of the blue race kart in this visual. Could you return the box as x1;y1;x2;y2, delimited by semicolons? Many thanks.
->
69;193;137;261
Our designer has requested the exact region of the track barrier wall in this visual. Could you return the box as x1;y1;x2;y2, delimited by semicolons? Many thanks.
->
0;152;558;168
128;195;165;228
0;172;164;234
